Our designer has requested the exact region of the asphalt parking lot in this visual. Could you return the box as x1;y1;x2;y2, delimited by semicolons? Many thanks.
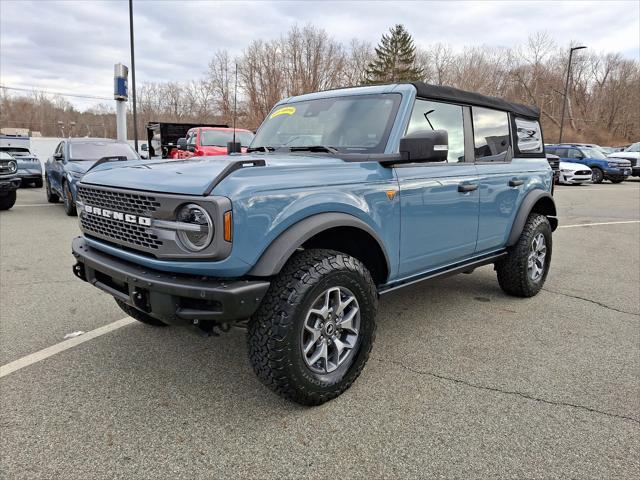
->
1;181;639;479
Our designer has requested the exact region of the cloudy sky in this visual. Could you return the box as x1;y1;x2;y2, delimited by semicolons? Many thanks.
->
1;0;638;110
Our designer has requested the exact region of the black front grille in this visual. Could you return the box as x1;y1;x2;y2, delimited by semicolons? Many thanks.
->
575;170;591;175
77;186;161;215
81;214;163;250
547;159;560;171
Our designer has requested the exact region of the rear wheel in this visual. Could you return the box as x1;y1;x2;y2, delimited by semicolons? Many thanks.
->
0;191;17;210
591;167;604;184
247;249;377;406
62;181;77;216
115;299;168;327
46;176;59;203
496;213;552;297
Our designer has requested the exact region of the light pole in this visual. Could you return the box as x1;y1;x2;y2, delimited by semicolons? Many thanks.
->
129;0;139;151
558;45;586;143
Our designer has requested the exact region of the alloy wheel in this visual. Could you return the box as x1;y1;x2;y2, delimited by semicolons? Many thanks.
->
527;232;547;282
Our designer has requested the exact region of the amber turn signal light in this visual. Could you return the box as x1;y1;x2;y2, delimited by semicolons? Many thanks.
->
223;211;233;242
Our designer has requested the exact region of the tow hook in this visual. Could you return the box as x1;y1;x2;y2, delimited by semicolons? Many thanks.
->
72;263;86;281
191;319;232;337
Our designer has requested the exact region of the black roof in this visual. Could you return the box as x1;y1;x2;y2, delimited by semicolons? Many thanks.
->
411;82;540;119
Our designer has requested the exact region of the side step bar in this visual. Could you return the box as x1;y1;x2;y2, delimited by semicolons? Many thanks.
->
378;251;507;295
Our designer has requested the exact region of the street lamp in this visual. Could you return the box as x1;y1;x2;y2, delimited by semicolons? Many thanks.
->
558;45;586;143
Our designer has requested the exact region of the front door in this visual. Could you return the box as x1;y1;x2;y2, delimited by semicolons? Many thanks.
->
396;99;479;278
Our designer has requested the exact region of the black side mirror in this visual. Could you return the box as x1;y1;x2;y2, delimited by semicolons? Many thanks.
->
176;138;187;150
54;152;63;161
397;129;448;164
227;141;242;154
141;144;148;151
187;145;196;153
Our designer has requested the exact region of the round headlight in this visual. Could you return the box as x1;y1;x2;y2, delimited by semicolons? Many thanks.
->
8;160;17;174
176;203;214;251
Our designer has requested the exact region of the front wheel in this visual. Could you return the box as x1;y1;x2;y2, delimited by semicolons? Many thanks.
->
0;191;17;210
62;181;77;216
247;249;378;406
591;167;604;184
34;178;43;188
496;213;552;297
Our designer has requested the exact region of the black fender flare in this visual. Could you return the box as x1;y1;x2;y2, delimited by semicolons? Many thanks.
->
248;212;391;277
507;189;557;246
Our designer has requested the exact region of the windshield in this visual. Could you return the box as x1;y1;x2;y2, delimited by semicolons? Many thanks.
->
0;147;31;156
70;142;138;161
580;147;606;160
251;94;401;153
200;130;254;147
626;142;640;153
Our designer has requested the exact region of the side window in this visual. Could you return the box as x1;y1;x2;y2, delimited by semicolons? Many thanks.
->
406;99;465;163
54;142;63;156
554;148;568;158
515;117;543;154
472;107;510;162
545;146;556;155
567;148;583;159
187;131;197;145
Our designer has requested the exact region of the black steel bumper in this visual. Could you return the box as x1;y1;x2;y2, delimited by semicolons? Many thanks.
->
0;178;21;194
72;237;270;326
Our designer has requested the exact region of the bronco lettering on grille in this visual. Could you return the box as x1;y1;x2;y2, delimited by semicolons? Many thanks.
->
84;205;151;226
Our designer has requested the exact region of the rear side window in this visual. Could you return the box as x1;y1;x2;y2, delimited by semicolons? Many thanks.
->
472;107;510;162
515;118;543;154
554;148;568;157
406;99;465;162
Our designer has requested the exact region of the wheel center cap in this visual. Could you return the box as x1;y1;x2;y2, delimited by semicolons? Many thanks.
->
324;322;336;336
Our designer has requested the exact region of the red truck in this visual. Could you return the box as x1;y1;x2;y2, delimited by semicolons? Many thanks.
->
174;127;254;158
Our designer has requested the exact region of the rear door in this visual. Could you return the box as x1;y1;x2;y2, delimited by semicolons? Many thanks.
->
395;98;479;277
473;108;527;252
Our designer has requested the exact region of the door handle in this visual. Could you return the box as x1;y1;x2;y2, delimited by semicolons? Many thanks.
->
458;183;478;193
509;179;524;187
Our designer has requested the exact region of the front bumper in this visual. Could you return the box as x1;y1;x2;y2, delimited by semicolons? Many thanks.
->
0;177;21;194
72;236;270;326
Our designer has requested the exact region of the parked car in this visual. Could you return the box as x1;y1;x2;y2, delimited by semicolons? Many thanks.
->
146;122;228;159
558;161;592;185
45;138;140;216
545;153;560;185
174;127;255;158
599;146;616;155
607;142;640;177
0;151;21;210
546;144;631;183
71;82;557;405
0;135;43;187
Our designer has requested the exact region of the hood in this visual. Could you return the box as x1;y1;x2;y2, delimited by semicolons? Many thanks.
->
79;154;355;196
560;161;590;172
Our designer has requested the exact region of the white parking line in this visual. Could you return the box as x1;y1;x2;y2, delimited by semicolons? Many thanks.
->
557;188;639;192
559;220;640;229
0;317;135;379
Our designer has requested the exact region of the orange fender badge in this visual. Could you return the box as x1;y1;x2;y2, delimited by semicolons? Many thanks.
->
386;190;397;200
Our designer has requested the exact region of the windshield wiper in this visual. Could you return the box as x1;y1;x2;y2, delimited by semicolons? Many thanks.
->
289;145;339;154
246;146;276;153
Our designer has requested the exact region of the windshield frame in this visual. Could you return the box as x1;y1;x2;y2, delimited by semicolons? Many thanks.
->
250;93;402;155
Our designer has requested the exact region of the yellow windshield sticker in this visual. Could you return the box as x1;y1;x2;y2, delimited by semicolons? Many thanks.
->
270;106;296;118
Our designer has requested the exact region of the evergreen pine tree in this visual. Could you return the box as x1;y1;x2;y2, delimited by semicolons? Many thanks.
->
365;24;423;84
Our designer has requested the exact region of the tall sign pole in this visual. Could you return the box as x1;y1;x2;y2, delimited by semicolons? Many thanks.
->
114;63;128;141
129;0;139;151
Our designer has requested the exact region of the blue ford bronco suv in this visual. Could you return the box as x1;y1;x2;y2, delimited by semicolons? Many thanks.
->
72;83;557;405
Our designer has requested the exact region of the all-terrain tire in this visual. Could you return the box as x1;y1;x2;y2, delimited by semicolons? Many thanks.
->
0;191;17;211
247;249;378;406
62;181;77;216
46;176;59;203
115;299;169;327
591;167;604;184
496;213;552;298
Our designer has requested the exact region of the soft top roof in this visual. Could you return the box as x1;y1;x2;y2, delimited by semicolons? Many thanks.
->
411;82;540;119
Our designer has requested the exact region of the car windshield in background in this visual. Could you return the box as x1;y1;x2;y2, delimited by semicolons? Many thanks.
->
251;94;401;154
70;142;138;161
201;130;254;147
581;147;606;159
626;142;639;152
